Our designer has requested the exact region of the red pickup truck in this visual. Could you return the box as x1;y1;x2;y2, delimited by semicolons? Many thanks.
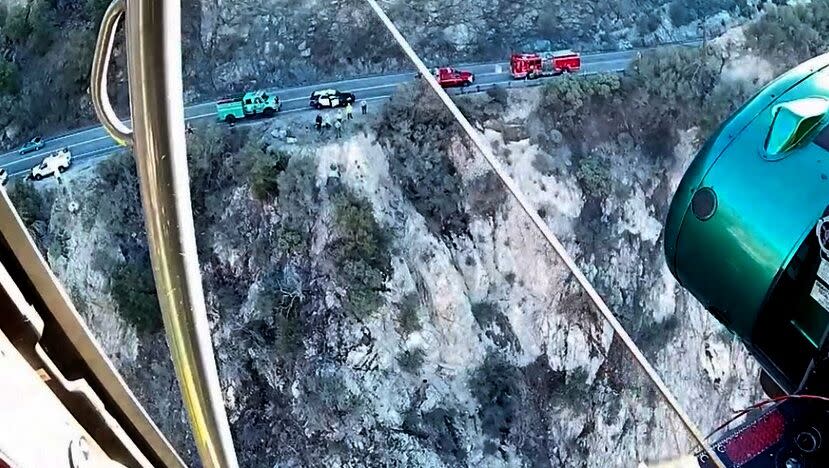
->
433;67;475;88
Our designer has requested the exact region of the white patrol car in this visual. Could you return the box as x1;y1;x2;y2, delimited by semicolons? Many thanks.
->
309;89;356;109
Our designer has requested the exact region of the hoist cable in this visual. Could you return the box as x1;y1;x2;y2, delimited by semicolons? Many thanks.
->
363;0;724;466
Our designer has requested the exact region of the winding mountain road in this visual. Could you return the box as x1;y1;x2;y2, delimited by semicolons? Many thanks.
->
0;46;673;179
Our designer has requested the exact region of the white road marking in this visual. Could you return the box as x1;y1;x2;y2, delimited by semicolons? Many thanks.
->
45;126;106;145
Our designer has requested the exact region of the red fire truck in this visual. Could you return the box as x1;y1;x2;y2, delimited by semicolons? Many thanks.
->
510;50;581;79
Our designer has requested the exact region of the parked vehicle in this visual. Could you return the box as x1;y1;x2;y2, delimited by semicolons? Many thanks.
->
510;50;581;79
30;148;71;181
309;89;356;109
433;67;474;88
18;137;45;155
216;90;280;123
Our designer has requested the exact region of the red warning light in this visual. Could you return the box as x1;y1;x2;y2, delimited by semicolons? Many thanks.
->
722;410;786;465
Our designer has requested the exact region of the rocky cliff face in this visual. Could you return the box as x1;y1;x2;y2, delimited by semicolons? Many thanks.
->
35;29;774;465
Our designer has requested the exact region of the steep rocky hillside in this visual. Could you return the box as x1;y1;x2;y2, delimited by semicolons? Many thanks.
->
7;1;829;466
186;0;750;93
0;0;755;149
29;83;756;465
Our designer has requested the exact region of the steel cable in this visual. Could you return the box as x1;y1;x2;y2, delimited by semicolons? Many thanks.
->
363;0;724;466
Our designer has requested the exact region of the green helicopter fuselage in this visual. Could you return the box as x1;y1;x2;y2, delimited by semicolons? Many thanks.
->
665;53;829;393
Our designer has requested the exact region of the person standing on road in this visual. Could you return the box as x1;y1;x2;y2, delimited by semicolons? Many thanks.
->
323;114;331;131
334;120;342;139
336;109;343;124
315;113;323;131
346;103;353;120
361;100;367;115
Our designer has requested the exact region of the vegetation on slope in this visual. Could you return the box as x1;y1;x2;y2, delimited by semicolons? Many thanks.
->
89;153;163;333
373;83;509;238
0;1;105;147
330;187;392;319
745;0;829;68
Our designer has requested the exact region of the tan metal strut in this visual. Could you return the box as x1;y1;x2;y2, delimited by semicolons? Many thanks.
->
91;1;239;466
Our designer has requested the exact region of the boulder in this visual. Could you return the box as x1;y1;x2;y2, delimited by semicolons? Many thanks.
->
503;124;530;142
442;23;473;49
483;119;505;133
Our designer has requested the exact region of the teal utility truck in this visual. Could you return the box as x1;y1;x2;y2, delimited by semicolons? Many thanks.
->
216;90;281;123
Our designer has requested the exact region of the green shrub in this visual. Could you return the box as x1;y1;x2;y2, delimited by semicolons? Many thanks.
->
486;86;508;107
403;407;467;465
0;58;19;94
535;46;735;155
187;125;228;217
300;364;361;415
188;124;227;163
398;292;422;335
636;11;661;35
28;0;55;54
6;20;97;134
7;181;47;228
397;348;425;373
472;301;521;351
330;189;392;318
332;190;389;266
89;152;165;334
532;151;557;176
374;83;468;238
538;73;622;141
745;1;829;69
628;46;721;120
250;147;290;200
523;356;580;407
575;154;611;199
4;5;31;42
668;1;694;26
256;267;306;356
470;354;594;455
275;228;306;254
86;0;111;23
669;0;738;27
47;228;70;261
504;272;516;285
185;126;258;246
537;10;563;39
111;260;162;333
622;45;729;149
92;152;145;238
272;312;303;356
275;155;319;254
63;29;96;88
466;172;507;219
469;354;521;448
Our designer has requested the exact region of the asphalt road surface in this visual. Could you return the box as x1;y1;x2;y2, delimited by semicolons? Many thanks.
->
0;47;661;179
